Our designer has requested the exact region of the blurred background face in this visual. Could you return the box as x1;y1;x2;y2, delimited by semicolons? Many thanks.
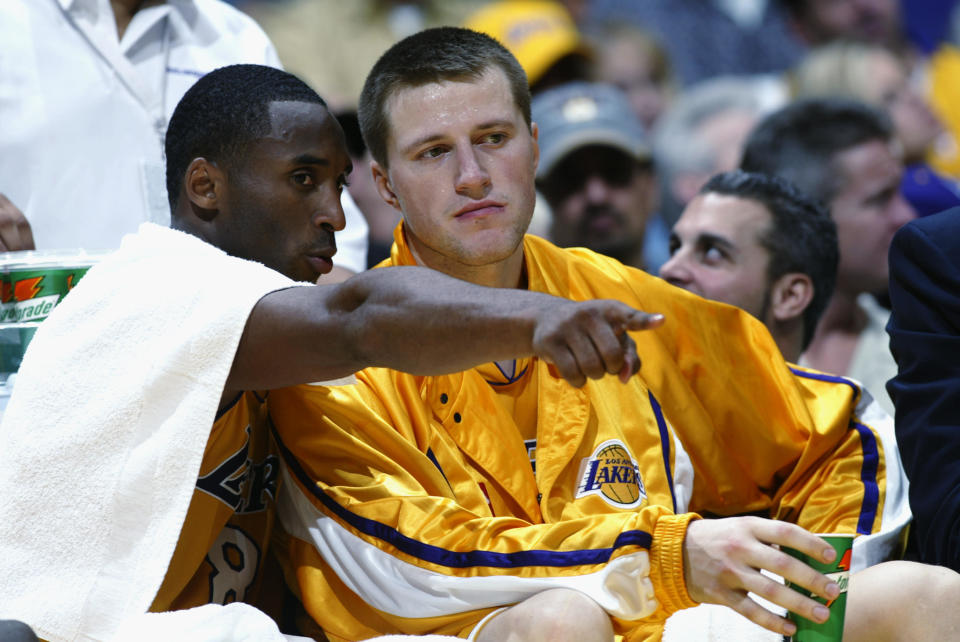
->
798;0;901;46
697;109;760;175
864;50;943;161
593;30;672;131
540;145;656;265
829;139;915;294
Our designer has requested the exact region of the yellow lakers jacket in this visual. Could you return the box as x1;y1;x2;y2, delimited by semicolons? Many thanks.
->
152;391;279;612
269;227;909;641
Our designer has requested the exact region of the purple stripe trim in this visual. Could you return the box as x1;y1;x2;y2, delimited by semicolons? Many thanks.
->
166;66;205;78
486;364;529;386
425;447;454;494
649;392;678;513
852;421;880;534
214;392;242;421
789;367;860;401
789;368;878;534
271;420;653;568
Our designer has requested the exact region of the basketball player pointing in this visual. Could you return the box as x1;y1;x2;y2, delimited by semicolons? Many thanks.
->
268;28;910;642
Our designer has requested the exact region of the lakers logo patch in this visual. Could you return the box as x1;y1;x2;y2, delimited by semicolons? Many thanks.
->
575;440;646;508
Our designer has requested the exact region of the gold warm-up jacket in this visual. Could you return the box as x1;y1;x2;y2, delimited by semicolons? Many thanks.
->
269;225;909;641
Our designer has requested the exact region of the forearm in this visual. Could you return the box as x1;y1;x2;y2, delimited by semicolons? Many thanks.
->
228;264;652;395
228;268;544;393
331;266;552;374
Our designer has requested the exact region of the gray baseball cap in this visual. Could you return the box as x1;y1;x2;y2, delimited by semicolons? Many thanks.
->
532;82;651;179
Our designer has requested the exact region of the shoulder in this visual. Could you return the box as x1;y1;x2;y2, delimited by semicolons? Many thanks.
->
178;0;277;50
889;210;960;296
522;235;665;297
787;365;870;424
892;209;960;259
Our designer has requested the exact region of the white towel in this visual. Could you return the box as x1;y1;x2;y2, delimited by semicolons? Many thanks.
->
0;223;295;642
663;578;785;642
664;604;782;642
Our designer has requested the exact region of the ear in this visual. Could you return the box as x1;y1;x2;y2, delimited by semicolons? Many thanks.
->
371;161;402;213
531;121;540;173
184;158;224;221
769;272;814;323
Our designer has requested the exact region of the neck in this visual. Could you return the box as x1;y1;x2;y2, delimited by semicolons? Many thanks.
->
406;238;527;290
800;292;867;373
111;0;156;39
769;320;804;363
813;290;864;335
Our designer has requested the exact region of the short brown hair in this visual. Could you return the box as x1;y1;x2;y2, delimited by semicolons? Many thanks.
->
358;27;531;167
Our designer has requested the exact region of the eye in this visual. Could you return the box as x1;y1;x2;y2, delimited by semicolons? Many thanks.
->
292;172;316;187
419;146;447;160
481;132;507;145
668;238;680;256
871;188;895;208
702;245;725;265
337;175;350;192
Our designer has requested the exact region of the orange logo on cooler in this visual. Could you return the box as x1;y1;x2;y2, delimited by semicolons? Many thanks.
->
14;276;43;302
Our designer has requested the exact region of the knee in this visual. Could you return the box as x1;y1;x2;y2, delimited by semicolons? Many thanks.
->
477;588;614;642
846;561;960;642
534;588;613;637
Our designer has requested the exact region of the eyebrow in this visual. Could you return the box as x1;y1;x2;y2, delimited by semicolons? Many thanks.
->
694;232;737;254
290;154;352;176
292;153;329;166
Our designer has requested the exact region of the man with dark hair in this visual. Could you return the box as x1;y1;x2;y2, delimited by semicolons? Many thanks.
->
533;82;657;270
740;97;915;415
0;63;660;642
267;28;927;642
661;170;838;362
660;173;912;626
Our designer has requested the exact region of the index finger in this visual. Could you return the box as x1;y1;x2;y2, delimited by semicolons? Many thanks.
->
761;522;838;566
615;310;664;333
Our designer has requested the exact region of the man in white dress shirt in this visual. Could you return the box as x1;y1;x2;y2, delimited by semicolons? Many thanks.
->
0;0;368;272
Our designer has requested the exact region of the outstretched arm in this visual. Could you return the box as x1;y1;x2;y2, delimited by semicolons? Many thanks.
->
225;265;662;402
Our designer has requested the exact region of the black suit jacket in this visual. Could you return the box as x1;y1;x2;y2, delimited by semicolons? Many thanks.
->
887;207;960;569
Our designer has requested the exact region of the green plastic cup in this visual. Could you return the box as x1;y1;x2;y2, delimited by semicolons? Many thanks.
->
783;533;854;642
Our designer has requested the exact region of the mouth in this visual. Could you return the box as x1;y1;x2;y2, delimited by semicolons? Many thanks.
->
454;200;506;220
305;246;336;276
306;255;334;275
584;213;623;237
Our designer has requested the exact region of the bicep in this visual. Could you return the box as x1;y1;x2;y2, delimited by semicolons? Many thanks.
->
225;286;363;396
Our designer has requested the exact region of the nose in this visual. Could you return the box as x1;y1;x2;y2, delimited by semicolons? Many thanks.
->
584;174;612;204
313;190;347;232
889;192;916;230
659;251;692;288
455;147;491;199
